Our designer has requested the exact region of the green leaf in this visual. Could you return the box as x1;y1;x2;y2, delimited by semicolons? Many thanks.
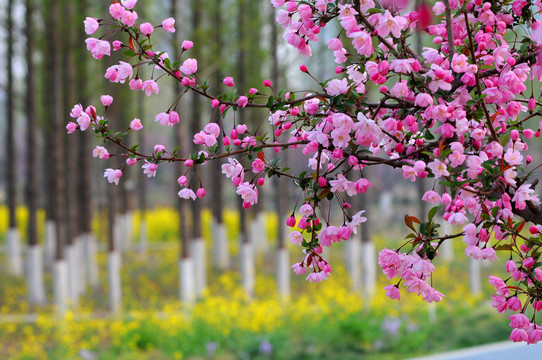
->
428;206;441;223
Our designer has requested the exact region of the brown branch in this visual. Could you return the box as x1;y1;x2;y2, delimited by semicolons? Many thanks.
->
443;0;455;61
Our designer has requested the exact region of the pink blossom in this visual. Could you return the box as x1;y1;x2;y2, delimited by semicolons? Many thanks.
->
100;95;113;107
142;80;159;96
178;188;196;200
77;112;91;131
121;11;138;27
326;78;349;95
104;168;122;185
84;17;99;35
85;38;111;60
289;231;303;245
182;40;193;50
223;77;234;87
236;182;258;206
93;146;109;159
237;96;249;108
109;3;125;19
139;22;154;36
319;226;340;247
66;122;77;134
142;161;158;177
510;328;529;343
121;0;137;10
384;285;401;300
162;18;175;32
130;118;143;131
179;58;197;75
299;204;314;217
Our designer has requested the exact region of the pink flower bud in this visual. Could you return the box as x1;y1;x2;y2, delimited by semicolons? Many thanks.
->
196;187;206;198
332;149;343;159
257;178;265;186
140;22;154;36
233;139;242;146
126;158;137;166
290;107;299;116
130;118;143;131
529;226;539;235
318;177;327;187
66;122;77;134
507;57;516;66
300;64;308;73
237;96;248;108
222;136;230;146
184;159;194;167
263;79;271;87
379;86;388;93
298;217;309;229
286;215;296;227
348;155;358;166
223;76;234;87
335;66;343;74
177;176;187;186
230;129;238;139
236;124;247;134
248;88;258;95
182;40;193;50
510;129;519;141
529;97;536;110
527;155;532;164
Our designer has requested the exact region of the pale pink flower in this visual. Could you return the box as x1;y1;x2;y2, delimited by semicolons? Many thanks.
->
130;118;143;131
84;17;99;35
427;159;449;178
325;78;349;95
85;38;111;60
104;168;122;185
93;146;109;159
100;95;113;107
422;190;441;204
66;122;77;134
142;161;158;177
384;285;400;300
142;80;159;96
178;188;196;200
109;3;125;19
299;204;314;217
139;22;154;36
236;182;258;206
251;159;265;173
121;0;137;10
179;58;197;75
289;231;303;245
162;17;175;32
121;10;138;27
77;112;91;131
182;40;193;50
237;96;248;108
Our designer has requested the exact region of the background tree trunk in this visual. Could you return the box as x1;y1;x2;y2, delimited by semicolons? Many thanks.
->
5;0;23;278
25;0;46;306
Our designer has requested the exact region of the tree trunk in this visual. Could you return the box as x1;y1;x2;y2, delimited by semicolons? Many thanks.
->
210;0;229;270
25;0;46;306
44;0;68;314
189;0;206;299
359;191;376;299
5;0;23;277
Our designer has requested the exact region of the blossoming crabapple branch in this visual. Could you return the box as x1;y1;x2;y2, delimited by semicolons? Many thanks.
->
70;0;542;343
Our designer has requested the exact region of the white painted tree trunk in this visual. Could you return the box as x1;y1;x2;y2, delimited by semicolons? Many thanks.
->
53;259;69;316
179;257;195;305
212;219;229;269
108;251;122;315
44;220;56;270
252;213;268;253
6;228;23;276
345;239;362;291
361;241;377;298
439;219;454;261
276;246;290;298
26;245;46;306
75;238;87;295
66;243;79;305
124;211;133;250
191;238;206;297
139;220;148;255
241;242;255;298
83;233;99;288
114;217;123;253
469;258;481;295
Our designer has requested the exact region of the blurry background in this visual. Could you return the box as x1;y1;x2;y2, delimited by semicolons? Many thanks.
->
0;0;527;359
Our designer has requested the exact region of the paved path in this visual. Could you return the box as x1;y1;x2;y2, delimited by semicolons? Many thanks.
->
409;341;542;360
